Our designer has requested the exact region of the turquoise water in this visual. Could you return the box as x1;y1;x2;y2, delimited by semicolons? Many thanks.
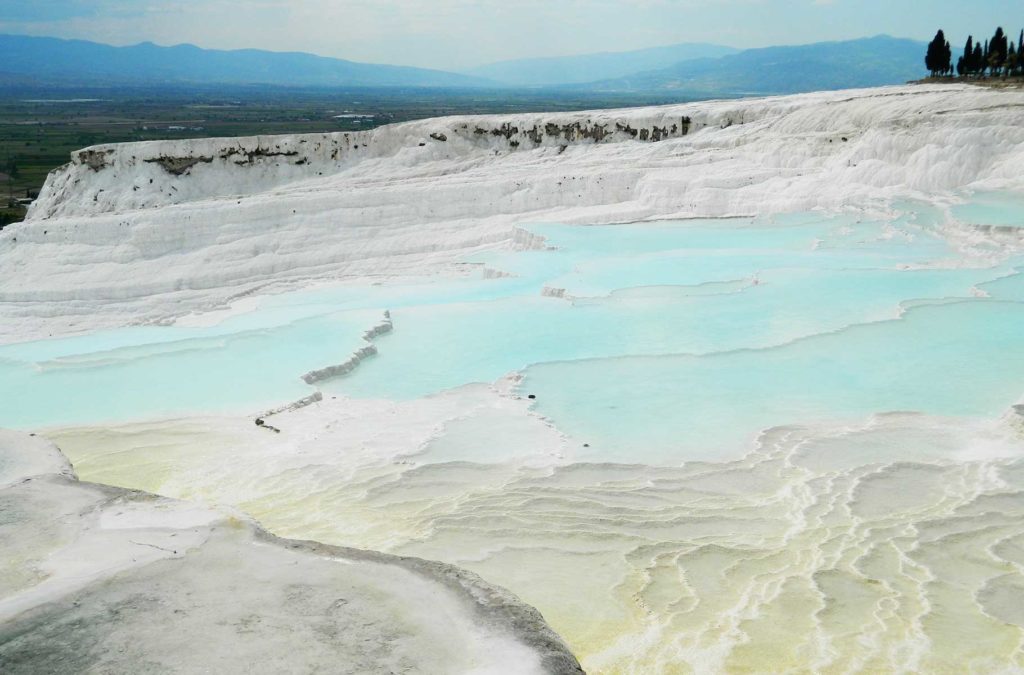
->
329;265;1005;401
522;299;1024;462
0;310;381;426
952;191;1024;228
2;195;1023;462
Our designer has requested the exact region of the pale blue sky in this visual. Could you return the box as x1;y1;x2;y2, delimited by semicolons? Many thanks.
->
0;0;1021;70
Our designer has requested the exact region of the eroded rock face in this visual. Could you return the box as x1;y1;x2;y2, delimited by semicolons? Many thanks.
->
30;107;704;221
76;149;114;172
144;155;214;176
0;431;583;674
219;146;301;167
142;147;311;176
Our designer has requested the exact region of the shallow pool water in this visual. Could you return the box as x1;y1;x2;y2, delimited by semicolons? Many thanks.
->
2;196;1023;463
952;191;1024;228
0;310;382;427
19;192;1024;673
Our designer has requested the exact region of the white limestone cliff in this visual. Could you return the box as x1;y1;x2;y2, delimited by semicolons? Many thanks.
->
2;84;1023;342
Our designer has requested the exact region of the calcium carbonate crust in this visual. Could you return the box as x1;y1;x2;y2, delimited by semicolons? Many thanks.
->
0;430;583;674
2;83;1023;342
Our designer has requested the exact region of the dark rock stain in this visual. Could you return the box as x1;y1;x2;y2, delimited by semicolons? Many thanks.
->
144;156;214;176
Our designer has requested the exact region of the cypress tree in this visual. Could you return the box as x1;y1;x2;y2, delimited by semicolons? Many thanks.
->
925;33;936;75
1020;30;1024;73
925;30;947;76
975;42;985;75
957;55;966;77
964;36;975;75
944;40;952;75
989;27;1008;74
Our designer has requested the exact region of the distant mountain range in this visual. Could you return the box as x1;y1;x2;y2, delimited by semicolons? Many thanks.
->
578;36;936;95
0;34;489;88
466;43;739;86
0;33;931;96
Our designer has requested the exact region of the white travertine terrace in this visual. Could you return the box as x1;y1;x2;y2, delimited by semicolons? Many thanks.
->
3;84;1024;341
5;83;1024;673
0;430;582;674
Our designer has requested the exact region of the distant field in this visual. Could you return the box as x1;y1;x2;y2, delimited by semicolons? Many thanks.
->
0;84;696;227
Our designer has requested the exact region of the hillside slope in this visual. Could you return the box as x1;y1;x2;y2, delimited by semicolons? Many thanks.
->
0;34;489;88
467;42;739;86
584;36;932;95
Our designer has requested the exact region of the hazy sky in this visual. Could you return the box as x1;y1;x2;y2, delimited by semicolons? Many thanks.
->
1;0;1021;71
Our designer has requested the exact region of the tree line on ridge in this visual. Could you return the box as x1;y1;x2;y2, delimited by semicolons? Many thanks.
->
926;27;1024;77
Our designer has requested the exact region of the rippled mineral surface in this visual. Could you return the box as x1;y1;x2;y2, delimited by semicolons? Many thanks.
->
0;431;581;675
5;193;1024;672
4;85;1024;673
